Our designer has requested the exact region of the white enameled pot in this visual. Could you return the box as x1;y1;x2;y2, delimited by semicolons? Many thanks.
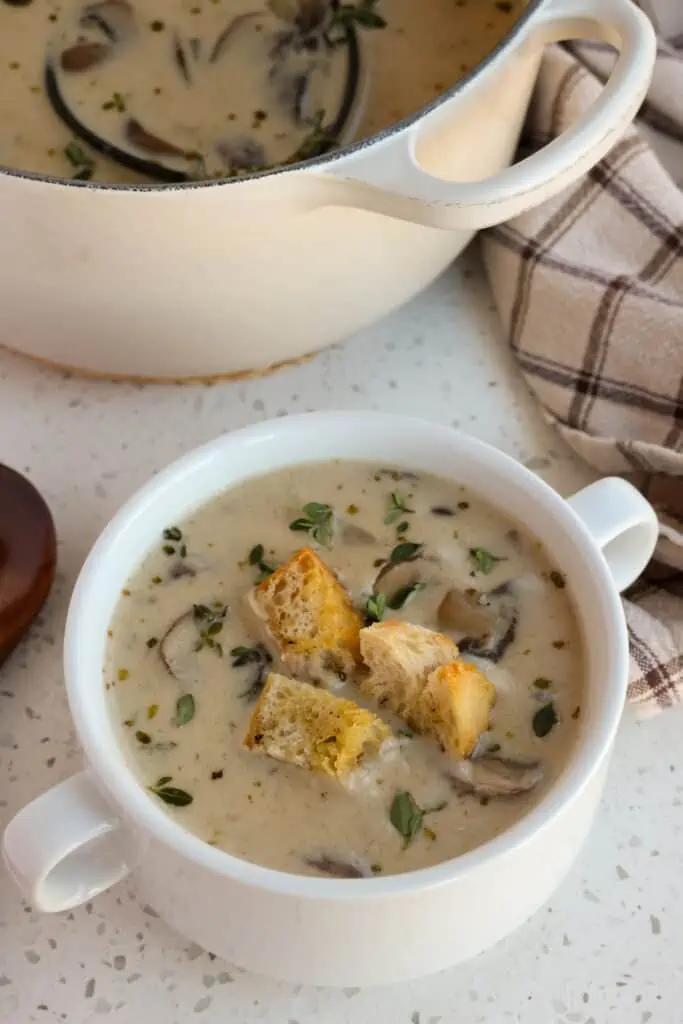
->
0;0;655;380
3;412;659;986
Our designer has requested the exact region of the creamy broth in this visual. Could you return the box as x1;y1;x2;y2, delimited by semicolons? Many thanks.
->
0;0;524;182
105;461;583;878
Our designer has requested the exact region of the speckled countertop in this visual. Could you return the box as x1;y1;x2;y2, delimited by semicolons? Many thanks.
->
1;249;682;1024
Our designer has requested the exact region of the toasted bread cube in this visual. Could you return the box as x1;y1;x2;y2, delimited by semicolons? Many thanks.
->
418;661;496;758
249;547;363;684
243;672;393;779
359;620;459;728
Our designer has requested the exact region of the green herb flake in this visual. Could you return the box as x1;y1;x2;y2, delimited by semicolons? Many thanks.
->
533;677;552;690
248;543;264;566
532;701;559;738
148;784;193;807
389;791;447;847
289;501;335;547
469;547;505;575
346;503;359;515
64;140;89;166
174;693;195;726
147;703;159;719
155;775;172;786
117;668;129;681
390;541;422;564
64;140;95;180
135;730;152;745
387;580;426;610
330;0;387;33
102;91;126;112
390;791;423;847
396;520;410;535
151;575;163;585
384;491;414;526
364;592;386;624
284;109;333;165
192;603;228;655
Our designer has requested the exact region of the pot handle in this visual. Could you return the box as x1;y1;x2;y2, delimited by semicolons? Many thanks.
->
567;478;658;593
321;0;655;230
2;771;131;912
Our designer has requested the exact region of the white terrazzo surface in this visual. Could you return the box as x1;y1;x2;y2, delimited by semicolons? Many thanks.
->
1;248;682;1024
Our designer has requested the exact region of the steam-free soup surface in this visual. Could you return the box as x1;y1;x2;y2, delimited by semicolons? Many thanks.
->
0;0;524;182
105;461;583;878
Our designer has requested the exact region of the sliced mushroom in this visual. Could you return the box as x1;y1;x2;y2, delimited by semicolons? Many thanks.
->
294;0;328;35
60;41;111;72
210;12;260;63
373;557;431;611
450;755;543;800
159;611;201;684
125;118;187;157
374;554;420;593
159;604;227;684
167;552;210;581
340;521;376;546
305;854;372;879
277;70;311;123
268;0;327;33
215;137;267;174
231;643;273;702
173;34;194;83
80;0;134;41
438;582;517;663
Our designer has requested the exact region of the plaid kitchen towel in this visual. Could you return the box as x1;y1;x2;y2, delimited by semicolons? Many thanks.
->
481;0;683;716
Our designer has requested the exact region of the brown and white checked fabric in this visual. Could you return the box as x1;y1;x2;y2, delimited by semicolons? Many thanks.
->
481;0;683;716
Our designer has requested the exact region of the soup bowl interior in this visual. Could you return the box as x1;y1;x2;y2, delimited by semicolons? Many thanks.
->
65;411;626;899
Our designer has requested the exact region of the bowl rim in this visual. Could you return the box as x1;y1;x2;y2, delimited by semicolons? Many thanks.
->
0;0;544;192
64;410;627;899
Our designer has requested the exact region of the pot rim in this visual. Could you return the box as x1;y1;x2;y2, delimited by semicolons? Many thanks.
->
0;0;543;192
64;410;628;900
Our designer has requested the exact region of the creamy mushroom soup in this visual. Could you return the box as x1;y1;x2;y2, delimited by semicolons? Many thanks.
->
0;0;524;182
105;461;583;878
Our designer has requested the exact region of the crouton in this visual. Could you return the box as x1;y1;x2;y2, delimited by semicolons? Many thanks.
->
418;661;496;758
359;620;460;727
243;672;393;779
248;547;362;685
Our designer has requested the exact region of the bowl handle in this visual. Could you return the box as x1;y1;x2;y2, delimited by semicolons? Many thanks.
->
567;478;659;592
320;0;655;230
2;771;131;912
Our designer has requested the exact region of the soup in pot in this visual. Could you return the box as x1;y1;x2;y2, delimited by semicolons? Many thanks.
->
0;0;524;182
105;460;583;879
